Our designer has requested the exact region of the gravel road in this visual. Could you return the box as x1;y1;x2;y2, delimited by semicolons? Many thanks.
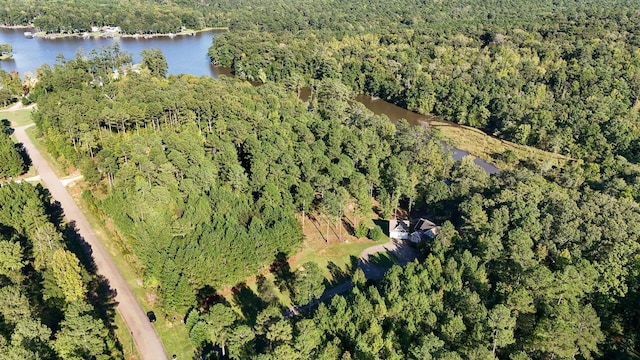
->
12;124;169;360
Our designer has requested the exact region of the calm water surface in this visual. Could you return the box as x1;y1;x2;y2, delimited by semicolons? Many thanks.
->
0;27;231;77
0;28;498;173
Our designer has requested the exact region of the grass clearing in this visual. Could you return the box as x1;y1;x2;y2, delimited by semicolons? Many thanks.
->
430;118;573;170
113;311;141;360
289;212;388;278
25;125;71;178
1;107;34;127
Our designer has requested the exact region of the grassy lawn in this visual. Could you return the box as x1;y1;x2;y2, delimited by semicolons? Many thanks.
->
0;108;34;127
289;212;388;277
430;118;574;170
25;125;71;178
113;310;141;360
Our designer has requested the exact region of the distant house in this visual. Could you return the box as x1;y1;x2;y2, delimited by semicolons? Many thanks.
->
389;220;410;240
410;218;439;244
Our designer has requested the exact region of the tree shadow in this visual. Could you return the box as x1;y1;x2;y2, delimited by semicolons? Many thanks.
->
255;274;280;306
368;252;397;268
306;212;328;243
341;217;354;237
373;219;389;237
196;285;229;313
1;118;13;134
231;282;267;326
326;261;350;286
373;205;385;219
15;142;32;171
195;343;223;360
37;185;65;229
270;251;294;294
63;220;97;274
61;220;121;354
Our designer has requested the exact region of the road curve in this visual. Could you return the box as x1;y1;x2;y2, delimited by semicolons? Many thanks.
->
12;124;169;360
287;237;420;317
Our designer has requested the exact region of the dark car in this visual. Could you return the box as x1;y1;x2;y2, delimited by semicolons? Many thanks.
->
146;311;157;323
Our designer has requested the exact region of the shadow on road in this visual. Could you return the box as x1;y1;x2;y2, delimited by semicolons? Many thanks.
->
61;220;122;354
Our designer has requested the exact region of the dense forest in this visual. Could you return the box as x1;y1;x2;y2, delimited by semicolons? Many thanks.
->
0;0;228;34
207;0;640;168
186;166;640;359
5;0;640;358
27;44;640;359
0;69;22;106
0;182;121;359
0;124;26;179
30;46;451;313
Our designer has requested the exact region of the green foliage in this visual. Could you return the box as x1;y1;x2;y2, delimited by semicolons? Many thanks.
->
140;48;168;78
0;182;121;359
54;302;110;360
181;169;640;359
50;249;87;303
0;132;25;178
0;240;24;281
203;0;640;197
78;157;101;185
0;285;31;325
0;0;225;34
0;69;23;103
354;223;368;239
368;225;384;241
6;0;640;359
292;262;325;306
31;49;451;311
0;43;12;55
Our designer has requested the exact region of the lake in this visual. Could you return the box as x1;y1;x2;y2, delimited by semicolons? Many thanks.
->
0;27;231;77
0;27;499;173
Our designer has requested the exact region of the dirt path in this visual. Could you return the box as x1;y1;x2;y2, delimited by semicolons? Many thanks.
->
1;102;36;111
12;124;169;360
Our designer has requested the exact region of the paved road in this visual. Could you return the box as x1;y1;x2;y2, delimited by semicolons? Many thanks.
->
287;237;420;317
12;124;169;360
358;237;420;280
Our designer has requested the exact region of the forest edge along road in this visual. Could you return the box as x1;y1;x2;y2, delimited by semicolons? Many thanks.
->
10;122;169;360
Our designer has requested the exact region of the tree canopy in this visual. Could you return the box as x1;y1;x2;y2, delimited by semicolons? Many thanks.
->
30;47;451;313
0;182;120;359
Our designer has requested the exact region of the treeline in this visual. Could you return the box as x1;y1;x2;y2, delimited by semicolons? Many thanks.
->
182;168;640;359
207;0;640;186
0;182;121;359
0;0;227;34
0;125;26;179
0;69;22;106
30;47;452;312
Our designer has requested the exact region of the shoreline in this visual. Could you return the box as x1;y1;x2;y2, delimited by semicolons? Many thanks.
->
29;27;227;40
0;24;34;29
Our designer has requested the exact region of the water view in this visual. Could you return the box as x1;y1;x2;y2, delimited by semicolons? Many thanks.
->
0;27;230;77
0;27;498;174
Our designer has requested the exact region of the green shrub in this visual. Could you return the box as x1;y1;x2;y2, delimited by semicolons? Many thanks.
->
368;225;384;241
354;223;368;238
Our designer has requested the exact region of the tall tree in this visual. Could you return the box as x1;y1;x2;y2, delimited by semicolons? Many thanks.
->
141;48;168;78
